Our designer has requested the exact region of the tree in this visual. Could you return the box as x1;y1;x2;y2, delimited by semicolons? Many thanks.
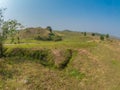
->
106;34;109;39
84;32;87;36
2;21;9;39
46;26;52;33
2;20;22;43
17;31;20;44
91;33;95;36
100;35;104;41
0;8;6;57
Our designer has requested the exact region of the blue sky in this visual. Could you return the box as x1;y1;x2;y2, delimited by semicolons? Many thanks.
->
0;0;120;37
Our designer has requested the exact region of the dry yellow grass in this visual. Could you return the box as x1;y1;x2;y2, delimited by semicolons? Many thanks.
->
0;31;120;90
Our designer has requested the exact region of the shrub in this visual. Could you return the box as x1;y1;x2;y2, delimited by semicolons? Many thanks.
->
34;36;50;41
35;33;62;41
52;35;62;41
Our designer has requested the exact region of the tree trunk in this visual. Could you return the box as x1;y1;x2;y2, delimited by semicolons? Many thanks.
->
0;42;3;57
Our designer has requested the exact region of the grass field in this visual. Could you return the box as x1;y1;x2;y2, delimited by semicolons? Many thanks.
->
0;30;120;90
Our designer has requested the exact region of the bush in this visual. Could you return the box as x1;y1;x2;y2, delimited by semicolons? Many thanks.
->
52;35;62;41
34;36;50;41
35;33;62;41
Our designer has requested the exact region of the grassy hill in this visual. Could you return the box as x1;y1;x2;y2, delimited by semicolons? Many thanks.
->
19;27;51;39
0;29;120;90
5;27;62;44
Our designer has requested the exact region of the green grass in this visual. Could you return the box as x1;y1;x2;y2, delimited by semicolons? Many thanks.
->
5;39;97;50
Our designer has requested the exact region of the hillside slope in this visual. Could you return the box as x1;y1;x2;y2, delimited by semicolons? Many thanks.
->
19;27;51;39
19;27;62;41
0;30;120;90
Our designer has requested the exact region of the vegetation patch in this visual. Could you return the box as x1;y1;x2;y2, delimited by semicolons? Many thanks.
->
0;60;19;80
4;48;55;67
35;33;62;41
69;69;85;80
3;48;73;69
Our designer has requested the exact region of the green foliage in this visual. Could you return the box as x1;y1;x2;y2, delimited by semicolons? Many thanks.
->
34;36;50;41
0;8;6;57
100;35;104;41
11;37;14;43
0;8;6;26
84;32;87;36
69;69;85;79
2;20;22;43
106;34;109;39
35;33;62;41
53;36;62;41
49;33;62;41
17;36;20;44
4;48;55;67
0;42;3;57
30;49;54;66
4;48;26;57
91;33;95;36
46;26;52;33
4;47;73;69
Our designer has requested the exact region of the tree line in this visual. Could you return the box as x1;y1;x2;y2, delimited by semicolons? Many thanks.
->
81;32;110;40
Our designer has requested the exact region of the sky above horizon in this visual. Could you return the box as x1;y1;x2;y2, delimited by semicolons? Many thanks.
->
0;0;120;37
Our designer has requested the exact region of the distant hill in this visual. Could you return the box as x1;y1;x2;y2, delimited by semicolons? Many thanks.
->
19;27;62;41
